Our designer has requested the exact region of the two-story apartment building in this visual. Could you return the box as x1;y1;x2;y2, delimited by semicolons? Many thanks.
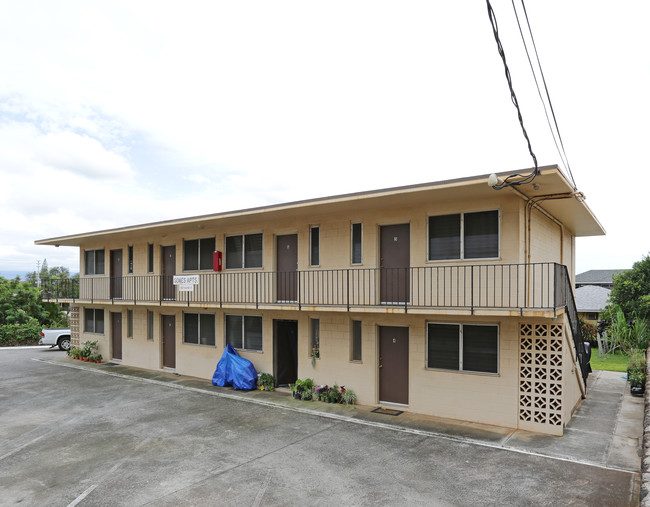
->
37;165;604;435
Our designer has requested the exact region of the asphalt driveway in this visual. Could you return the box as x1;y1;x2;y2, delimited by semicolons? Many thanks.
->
0;348;641;506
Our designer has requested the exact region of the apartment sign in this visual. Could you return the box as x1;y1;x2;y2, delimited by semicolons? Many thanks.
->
173;275;199;292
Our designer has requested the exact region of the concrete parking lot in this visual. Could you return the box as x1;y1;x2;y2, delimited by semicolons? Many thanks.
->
0;348;642;506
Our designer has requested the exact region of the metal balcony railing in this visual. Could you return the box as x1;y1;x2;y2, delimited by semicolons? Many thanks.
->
42;262;570;312
41;262;589;383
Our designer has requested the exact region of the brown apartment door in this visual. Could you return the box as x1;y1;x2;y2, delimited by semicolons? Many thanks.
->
277;234;298;302
274;319;298;386
110;249;123;299
162;246;176;300
380;224;410;303
162;314;175;368
379;326;409;405
111;312;122;360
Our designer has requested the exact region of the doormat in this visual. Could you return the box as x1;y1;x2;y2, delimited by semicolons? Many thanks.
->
372;407;404;416
103;362;119;366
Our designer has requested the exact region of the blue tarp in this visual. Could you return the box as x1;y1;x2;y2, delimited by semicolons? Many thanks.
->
212;344;258;390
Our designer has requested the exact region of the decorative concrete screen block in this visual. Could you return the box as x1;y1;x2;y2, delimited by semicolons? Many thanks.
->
519;323;563;432
70;305;80;348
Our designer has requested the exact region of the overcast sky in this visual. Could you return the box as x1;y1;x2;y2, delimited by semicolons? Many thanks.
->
0;1;648;275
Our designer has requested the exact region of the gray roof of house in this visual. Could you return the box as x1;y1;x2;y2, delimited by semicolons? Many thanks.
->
575;285;611;312
575;269;628;285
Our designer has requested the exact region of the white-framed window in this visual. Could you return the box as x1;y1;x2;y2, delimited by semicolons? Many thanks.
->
225;233;263;269
127;309;133;338
310;318;319;357
225;315;262;351
310;226;320;267
147;243;154;273
84;308;104;334
428;210;499;261
127;246;134;274
351;223;362;264
351;320;362;362
183;313;215;346
427;323;498;374
84;249;105;275
183;237;215;271
147;310;154;340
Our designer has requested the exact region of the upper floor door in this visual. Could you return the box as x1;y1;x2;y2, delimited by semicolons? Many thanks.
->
277;234;297;302
110;249;123;299
380;224;410;303
162;246;176;300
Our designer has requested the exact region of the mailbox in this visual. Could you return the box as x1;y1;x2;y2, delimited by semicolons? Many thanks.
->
213;251;223;271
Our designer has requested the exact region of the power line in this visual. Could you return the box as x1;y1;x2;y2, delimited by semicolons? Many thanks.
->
485;0;538;190
514;0;577;190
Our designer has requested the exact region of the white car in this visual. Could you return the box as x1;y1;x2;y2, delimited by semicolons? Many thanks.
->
39;329;71;351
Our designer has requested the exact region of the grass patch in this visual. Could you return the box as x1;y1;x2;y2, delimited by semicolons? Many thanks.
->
590;349;629;372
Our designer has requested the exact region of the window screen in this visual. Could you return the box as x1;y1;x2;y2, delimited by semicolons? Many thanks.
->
226;236;243;269
85;250;105;275
351;320;362;361
351;223;362;264
462;325;498;373
464;211;498;259
225;315;243;348
427;323;460;370
244;234;263;268
429;214;461;260
310;227;320;266
148;244;154;273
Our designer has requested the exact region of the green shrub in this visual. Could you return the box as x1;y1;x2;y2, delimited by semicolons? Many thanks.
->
628;351;646;374
258;372;275;391
0;318;41;346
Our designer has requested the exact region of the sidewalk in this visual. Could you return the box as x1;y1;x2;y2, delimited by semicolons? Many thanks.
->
47;356;644;473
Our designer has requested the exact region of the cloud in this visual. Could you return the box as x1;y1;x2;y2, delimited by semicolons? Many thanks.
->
35;131;133;180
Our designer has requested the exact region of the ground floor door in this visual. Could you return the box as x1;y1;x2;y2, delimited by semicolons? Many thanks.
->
274;319;298;386
111;312;122;360
162;314;175;368
110;249;123;299
379;326;409;405
162;246;176;300
380;224;410;303
277;234;298;302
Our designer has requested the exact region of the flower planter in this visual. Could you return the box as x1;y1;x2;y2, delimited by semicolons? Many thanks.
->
631;385;645;396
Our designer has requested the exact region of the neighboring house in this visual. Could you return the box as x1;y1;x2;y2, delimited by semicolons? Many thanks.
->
575;269;628;289
575;285;610;323
36;165;604;436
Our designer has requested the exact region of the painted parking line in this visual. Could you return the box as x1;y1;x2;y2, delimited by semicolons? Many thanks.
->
32;358;637;476
0;436;45;462
67;485;97;507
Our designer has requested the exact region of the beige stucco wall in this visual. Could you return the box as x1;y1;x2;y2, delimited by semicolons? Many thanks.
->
562;314;585;424
78;193;530;279
80;303;525;430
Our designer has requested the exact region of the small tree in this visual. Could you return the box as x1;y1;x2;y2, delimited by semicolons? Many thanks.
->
609;255;650;320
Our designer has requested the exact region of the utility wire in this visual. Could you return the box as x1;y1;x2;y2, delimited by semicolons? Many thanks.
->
510;0;569;180
517;0;577;190
486;0;538;190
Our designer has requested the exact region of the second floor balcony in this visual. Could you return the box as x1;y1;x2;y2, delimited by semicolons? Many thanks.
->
41;262;575;317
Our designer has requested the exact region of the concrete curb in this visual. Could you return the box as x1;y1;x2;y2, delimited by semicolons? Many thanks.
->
642;345;650;506
0;345;51;350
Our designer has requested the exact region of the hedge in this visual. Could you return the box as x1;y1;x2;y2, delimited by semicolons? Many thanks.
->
0;319;42;346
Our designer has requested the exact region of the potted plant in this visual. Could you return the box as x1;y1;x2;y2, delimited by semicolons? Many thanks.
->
258;372;275;391
630;370;646;396
341;389;357;407
328;385;340;403
316;385;328;402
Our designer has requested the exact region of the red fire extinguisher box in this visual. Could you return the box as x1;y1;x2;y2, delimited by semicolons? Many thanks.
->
213;251;222;271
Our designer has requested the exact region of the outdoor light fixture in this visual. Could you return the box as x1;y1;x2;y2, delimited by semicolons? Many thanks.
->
488;173;503;188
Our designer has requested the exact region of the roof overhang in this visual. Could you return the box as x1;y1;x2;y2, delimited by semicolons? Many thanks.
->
35;165;605;247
